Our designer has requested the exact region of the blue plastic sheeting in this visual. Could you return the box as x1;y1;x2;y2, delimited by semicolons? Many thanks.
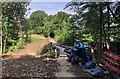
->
91;69;105;77
85;61;96;69
74;42;85;48
79;43;85;48
71;42;89;63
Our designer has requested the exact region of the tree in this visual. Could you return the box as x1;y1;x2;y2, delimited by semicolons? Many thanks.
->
29;10;48;34
64;1;120;44
2;2;30;53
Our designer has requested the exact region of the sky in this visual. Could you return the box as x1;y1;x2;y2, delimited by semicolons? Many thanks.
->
25;0;118;18
25;0;72;18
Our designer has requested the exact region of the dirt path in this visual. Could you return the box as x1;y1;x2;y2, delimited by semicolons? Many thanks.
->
16;40;48;56
55;46;112;78
55;57;77;77
55;46;90;77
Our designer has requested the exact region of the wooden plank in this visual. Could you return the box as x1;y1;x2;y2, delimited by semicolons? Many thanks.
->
101;59;120;74
104;51;120;61
103;55;119;66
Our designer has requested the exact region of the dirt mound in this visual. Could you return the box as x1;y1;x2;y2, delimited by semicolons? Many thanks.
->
2;55;59;77
2;40;49;59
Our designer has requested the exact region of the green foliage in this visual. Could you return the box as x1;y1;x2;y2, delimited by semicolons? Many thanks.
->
41;44;49;54
45;50;55;58
64;2;120;44
55;25;74;45
41;43;55;58
29;10;48;34
7;38;16;46
8;46;16;52
28;10;75;45
16;38;26;49
43;30;49;37
2;2;31;53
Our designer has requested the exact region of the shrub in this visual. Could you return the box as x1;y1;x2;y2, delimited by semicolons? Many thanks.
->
41;44;50;54
45;50;55;58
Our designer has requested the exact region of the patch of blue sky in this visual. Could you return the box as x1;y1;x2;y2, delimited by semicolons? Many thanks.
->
25;0;118;18
25;1;74;18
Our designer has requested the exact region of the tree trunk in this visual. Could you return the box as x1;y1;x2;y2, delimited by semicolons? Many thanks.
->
99;2;103;59
0;22;2;54
18;22;24;48
2;25;8;54
2;17;8;53
3;34;7;53
106;2;110;50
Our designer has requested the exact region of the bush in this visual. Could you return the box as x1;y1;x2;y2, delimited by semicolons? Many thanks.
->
42;46;49;54
41;44;50;54
7;38;16;46
45;50;55;58
16;39;26;49
9;46;16;52
41;43;55;58
43;30;49;37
